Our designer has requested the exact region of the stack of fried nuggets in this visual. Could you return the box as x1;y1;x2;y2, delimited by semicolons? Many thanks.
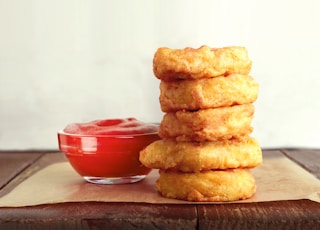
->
140;46;262;202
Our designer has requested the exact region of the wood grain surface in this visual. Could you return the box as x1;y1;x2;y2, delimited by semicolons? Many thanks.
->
0;149;320;230
282;149;320;179
0;152;42;190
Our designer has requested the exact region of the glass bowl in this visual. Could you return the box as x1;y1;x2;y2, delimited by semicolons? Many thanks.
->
57;120;159;184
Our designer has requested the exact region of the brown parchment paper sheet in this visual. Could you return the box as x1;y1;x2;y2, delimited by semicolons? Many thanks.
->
0;151;320;207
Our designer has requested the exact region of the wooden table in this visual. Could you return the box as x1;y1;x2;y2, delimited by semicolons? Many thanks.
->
0;149;320;230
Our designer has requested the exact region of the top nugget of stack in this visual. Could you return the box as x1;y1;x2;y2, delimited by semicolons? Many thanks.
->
153;45;252;81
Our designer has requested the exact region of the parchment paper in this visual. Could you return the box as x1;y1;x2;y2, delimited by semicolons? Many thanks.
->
1;151;320;207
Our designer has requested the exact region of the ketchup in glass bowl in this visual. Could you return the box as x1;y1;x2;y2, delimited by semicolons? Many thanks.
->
57;118;159;184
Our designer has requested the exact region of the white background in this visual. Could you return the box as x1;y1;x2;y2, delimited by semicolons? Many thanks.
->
0;0;319;150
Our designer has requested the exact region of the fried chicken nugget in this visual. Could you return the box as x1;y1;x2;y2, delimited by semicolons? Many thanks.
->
159;104;254;142
153;46;252;81
159;74;259;112
140;137;262;172
156;169;256;202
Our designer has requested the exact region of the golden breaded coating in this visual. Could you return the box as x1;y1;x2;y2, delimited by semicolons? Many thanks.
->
160;74;258;112
159;104;254;142
156;169;256;202
140;137;262;172
153;46;252;81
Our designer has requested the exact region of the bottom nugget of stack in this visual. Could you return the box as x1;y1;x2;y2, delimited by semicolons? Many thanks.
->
140;137;262;202
157;169;256;202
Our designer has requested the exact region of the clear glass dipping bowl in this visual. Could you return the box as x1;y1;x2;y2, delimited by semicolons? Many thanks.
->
57;130;159;184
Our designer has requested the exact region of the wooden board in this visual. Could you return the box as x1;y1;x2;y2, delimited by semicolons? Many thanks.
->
1;149;320;230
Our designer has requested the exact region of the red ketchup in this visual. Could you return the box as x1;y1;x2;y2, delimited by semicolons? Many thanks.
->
58;118;159;179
